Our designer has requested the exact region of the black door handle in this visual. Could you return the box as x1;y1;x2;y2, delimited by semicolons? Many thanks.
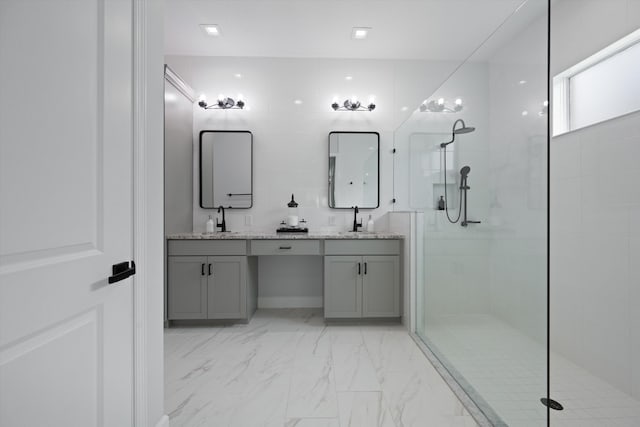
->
201;263;205;276
357;262;361;275
208;263;212;276
108;261;136;284
364;262;367;275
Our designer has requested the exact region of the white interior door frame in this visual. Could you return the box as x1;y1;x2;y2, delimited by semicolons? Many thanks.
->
132;0;167;426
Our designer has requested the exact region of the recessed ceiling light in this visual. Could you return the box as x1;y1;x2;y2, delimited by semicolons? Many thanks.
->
293;99;303;105
200;24;221;37
351;27;371;40
522;110;529;116
401;106;408;111
234;73;242;79
519;80;527;85
345;75;353;81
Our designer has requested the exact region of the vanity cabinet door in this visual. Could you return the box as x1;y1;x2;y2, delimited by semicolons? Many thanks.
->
207;256;247;319
324;256;362;318
362;256;400;317
168;256;208;319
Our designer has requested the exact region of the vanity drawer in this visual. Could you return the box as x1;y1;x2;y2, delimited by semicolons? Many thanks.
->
250;240;321;256
168;239;247;256
324;239;400;256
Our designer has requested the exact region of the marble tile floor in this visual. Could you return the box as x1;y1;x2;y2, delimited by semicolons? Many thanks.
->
165;309;478;427
423;315;640;427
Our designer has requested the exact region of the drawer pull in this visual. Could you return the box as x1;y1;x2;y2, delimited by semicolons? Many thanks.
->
201;263;205;276
358;262;361;275
208;263;212;276
279;246;292;250
364;262;367;275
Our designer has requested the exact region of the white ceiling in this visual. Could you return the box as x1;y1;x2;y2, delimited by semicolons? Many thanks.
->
164;0;532;61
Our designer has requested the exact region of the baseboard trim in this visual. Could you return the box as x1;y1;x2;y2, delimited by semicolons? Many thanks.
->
257;296;323;308
155;414;170;427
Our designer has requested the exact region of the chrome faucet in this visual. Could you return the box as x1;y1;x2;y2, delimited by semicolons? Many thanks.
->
352;206;363;232
217;206;226;232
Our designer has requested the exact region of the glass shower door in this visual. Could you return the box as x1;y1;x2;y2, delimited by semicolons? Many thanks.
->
394;0;549;425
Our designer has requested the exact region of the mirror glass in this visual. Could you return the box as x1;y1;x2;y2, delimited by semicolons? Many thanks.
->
200;130;252;209
328;131;379;209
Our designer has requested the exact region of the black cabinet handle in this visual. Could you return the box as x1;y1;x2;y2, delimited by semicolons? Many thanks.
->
357;262;361;275
108;261;136;284
201;263;205;276
208;263;212;276
364;262;367;275
279;246;292;250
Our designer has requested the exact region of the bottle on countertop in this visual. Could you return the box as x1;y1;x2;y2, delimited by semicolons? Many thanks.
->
206;215;214;233
437;196;445;210
366;215;375;232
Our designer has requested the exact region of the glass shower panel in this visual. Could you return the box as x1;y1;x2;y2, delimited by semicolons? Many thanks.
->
394;1;549;425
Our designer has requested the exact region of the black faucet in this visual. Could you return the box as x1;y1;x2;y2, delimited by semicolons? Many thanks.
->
217;206;226;232
352;206;362;232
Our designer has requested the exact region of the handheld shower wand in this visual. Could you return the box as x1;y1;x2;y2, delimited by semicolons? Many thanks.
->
458;167;481;227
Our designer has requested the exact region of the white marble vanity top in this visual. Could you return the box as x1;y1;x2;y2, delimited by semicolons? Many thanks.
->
167;231;404;240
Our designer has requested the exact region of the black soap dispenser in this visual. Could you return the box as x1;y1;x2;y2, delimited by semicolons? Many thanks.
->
437;196;445;210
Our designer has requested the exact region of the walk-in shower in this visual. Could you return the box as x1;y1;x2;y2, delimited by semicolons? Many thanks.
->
393;0;550;425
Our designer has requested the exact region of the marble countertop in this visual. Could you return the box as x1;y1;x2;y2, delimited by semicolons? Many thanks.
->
167;231;404;240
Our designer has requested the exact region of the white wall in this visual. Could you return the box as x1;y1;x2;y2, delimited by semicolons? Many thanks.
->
164;55;457;232
550;0;640;399
164;55;457;307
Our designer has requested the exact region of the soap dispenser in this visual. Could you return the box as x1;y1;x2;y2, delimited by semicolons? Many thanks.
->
366;215;375;232
437;196;445;210
206;215;214;233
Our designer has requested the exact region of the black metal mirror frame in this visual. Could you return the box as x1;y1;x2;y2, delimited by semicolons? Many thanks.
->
199;130;253;209
328;131;380;209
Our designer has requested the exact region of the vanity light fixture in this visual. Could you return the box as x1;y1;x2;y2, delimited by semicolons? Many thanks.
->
198;93;245;110
331;96;376;112
419;97;464;113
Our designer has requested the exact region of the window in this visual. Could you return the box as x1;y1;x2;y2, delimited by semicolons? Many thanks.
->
553;28;640;136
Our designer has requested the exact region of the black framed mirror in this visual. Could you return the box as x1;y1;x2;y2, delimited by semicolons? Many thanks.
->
199;130;253;209
328;131;380;209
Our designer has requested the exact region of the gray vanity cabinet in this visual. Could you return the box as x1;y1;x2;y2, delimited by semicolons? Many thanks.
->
207;256;247;319
324;256;362;318
361;256;400;317
167;240;254;321
168;256;208;319
324;240;401;319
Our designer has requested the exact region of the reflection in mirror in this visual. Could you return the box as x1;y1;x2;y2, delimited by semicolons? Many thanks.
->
328;132;379;209
199;130;252;209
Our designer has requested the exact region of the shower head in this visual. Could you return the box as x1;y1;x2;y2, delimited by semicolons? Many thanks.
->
460;166;471;177
454;125;476;135
440;119;476;148
452;119;476;135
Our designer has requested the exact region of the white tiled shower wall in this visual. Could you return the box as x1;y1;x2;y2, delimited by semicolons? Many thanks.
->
550;0;640;399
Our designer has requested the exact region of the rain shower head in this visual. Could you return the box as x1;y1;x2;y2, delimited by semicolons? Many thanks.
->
440;119;476;148
452;119;475;135
454;125;475;134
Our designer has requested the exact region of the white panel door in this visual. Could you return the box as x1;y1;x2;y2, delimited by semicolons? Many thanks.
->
0;1;134;426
